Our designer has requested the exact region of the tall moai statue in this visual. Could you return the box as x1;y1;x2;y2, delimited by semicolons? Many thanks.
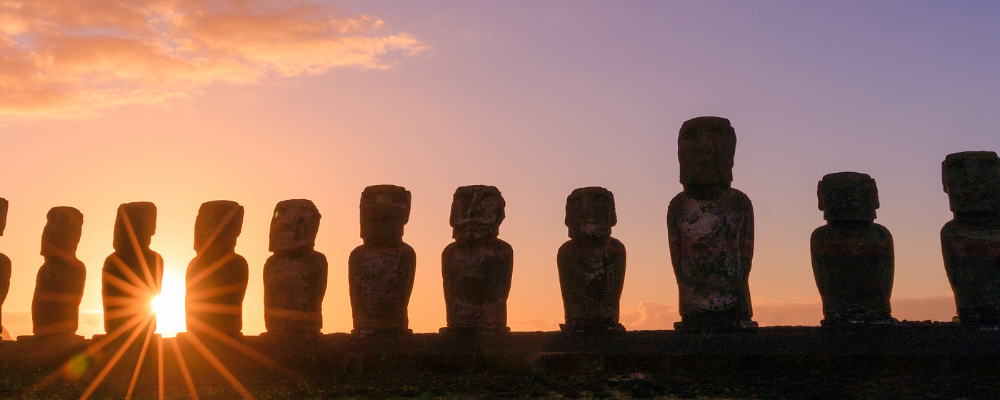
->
558;187;626;333
0;198;10;332
441;185;513;333
349;185;416;335
185;201;249;337
102;202;163;334
941;151;1000;326
811;173;895;326
32;207;87;336
263;199;328;336
667;116;756;332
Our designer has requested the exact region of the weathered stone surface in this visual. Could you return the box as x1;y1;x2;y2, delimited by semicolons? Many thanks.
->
102;202;163;334
941;151;1000;326
185;200;248;336
557;187;626;333
811;172;895;326
263;199;328;336
667;116;756;331
442;185;513;332
32;207;87;336
349;185;416;334
0;198;10;332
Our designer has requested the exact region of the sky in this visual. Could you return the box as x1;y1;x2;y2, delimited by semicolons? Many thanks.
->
1;0;999;339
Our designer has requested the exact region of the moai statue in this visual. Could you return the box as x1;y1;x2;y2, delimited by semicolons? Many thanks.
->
263;199;327;336
185;201;249;337
0;198;10;332
102;202;163;334
667;116;756;332
811;173;895;326
349;185;416;335
441;185;513;333
558;187;626;333
32;207;87;336
941;151;1000;326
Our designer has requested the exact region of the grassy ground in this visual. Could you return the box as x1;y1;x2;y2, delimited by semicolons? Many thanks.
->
3;365;997;399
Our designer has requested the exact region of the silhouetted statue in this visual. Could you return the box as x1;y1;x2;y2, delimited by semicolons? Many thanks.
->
349;185;416;335
102;202;163;334
32;207;87;336
558;187;626;333
185;201;249;337
667;116;756;332
0;198;10;332
811;173;895;326
941;151;1000;326
441;185;513;333
263;199;327;336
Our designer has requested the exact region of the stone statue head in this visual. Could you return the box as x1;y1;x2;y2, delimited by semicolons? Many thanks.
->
942;151;1000;216
360;185;411;244
0;197;7;236
195;200;244;254
113;202;157;253
678;116;737;192
41;207;84;257
566;187;616;239
817;172;879;222
269;199;321;252
450;185;505;241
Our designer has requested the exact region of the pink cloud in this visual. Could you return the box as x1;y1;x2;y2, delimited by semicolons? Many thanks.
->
0;0;427;121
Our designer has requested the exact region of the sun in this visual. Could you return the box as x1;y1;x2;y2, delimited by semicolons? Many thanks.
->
151;266;187;337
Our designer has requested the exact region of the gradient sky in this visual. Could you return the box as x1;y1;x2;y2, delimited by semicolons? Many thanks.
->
1;1;999;338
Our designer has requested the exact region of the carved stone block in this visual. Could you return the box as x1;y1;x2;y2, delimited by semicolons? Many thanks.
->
32;207;87;336
263;199;328;336
558;187;626;333
668;117;756;332
442;185;513;333
811;172;895;326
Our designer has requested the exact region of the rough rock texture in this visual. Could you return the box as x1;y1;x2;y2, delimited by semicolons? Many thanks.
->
185;201;249;336
442;185;513;332
349;185;416;334
102;202;163;334
263;199;328;336
667;116;756;331
811;172;895;326
0;198;10;331
557;187;626;333
32;207;86;336
941;151;1000;325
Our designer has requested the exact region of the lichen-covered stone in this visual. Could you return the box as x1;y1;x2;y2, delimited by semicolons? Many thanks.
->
442;185;513;332
263;199;328;336
350;185;416;334
185;200;248;336
558;187;626;333
32;207;86;336
811;172;895;326
667;116;756;331
102;202;163;334
0;198;10;332
941;151;1000;326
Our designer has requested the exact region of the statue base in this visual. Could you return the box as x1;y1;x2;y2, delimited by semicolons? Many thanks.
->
439;326;511;335
674;320;758;333
351;327;413;337
560;322;625;334
821;317;898;328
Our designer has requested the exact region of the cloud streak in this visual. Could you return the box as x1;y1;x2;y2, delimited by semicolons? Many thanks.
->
0;0;427;121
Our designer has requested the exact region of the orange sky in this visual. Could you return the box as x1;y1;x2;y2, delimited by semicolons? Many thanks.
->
3;1;998;338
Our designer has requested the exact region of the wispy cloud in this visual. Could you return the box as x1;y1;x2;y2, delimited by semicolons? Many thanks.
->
0;0;428;121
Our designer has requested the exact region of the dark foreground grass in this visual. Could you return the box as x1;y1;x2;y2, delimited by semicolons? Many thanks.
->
3;364;996;400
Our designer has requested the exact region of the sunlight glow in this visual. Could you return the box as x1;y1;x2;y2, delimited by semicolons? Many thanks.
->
152;267;187;337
